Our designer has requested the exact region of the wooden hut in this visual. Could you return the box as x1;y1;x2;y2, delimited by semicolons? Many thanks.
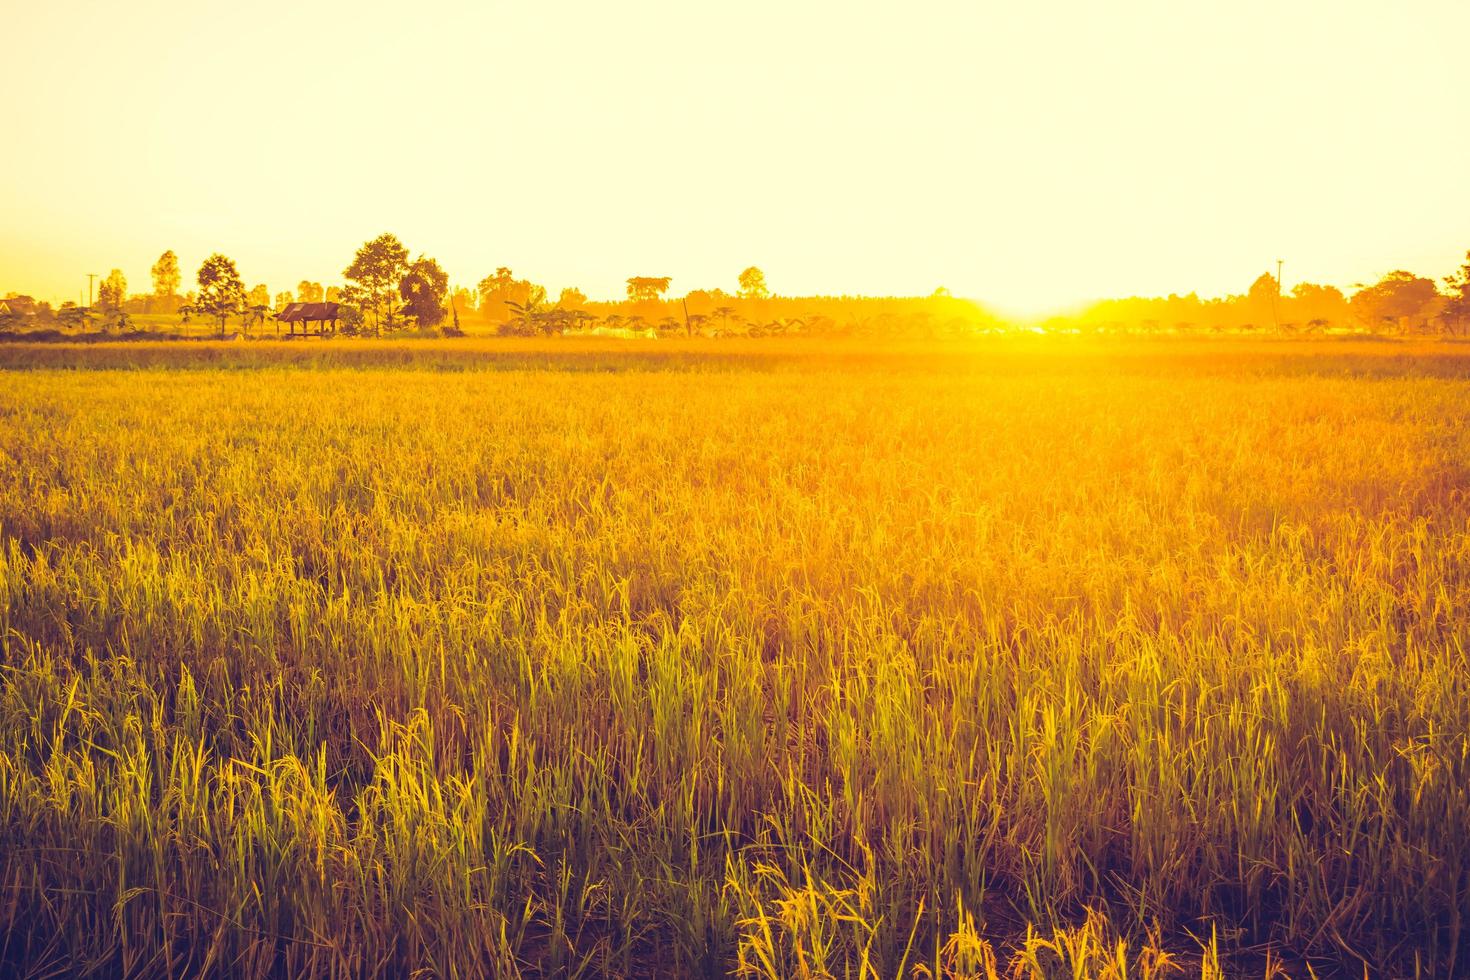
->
275;302;340;337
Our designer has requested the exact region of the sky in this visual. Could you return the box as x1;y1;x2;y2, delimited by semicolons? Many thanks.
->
3;0;1468;317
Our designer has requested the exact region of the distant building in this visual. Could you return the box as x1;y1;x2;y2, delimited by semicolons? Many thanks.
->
274;302;340;336
0;295;38;319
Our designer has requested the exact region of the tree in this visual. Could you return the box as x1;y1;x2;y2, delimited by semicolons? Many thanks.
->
97;269;127;315
274;290;294;310
343;233;409;336
557;286;587;309
398;256;449;327
337;304;365;335
1350;271;1438;332
247;284;270;308
151;250;181;298
477;267;545;322
685;288;729;313
196;253;246;338
1286;282;1348;329
450;286;476;313
625;276;672;303
58;303;97;331
297;280;324;303
737;266;769;300
1245;272;1279;330
503;296;551;336
1443;251;1470;335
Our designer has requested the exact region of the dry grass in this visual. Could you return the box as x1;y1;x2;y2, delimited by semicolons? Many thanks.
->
0;339;1466;976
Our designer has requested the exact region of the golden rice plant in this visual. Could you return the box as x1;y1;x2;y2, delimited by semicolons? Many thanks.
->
0;339;1465;976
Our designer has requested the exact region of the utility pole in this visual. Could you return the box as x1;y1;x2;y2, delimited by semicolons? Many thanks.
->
87;273;97;309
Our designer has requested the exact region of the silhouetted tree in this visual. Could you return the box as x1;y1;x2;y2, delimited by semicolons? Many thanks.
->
344;233;409;335
398;255;449;327
245;304;271;331
196;254;246;338
504;296;551;336
58;303;97;331
1350;271;1437;333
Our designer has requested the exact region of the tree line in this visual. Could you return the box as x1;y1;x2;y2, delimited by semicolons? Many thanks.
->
1046;264;1470;336
6;240;1470;340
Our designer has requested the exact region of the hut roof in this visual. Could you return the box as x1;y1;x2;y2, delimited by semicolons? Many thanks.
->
276;302;340;322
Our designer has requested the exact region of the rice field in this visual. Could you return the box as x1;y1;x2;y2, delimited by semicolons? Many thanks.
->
0;338;1467;977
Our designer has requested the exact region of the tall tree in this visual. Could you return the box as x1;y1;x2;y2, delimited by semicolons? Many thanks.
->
398;256;449;327
1350;271;1438;332
625;276;672;303
343;233;409;336
151;251;181;301
297;280;325;303
97;269;127;314
247;283;270;308
737;266;769;300
196;254;246;338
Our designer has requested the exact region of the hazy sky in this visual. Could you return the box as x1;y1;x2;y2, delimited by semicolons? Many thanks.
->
3;0;1468;315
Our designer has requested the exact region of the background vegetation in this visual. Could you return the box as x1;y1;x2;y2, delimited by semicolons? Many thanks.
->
5;244;1470;342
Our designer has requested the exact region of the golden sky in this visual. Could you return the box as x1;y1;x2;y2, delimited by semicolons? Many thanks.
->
3;0;1468;316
